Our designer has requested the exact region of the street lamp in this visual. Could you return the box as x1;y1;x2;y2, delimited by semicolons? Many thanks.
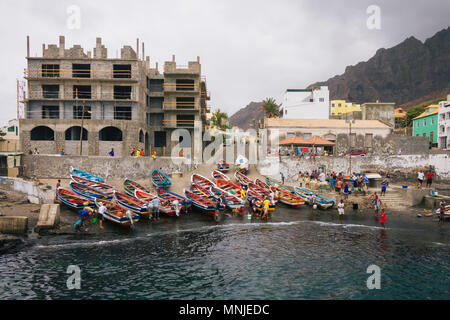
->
345;117;356;175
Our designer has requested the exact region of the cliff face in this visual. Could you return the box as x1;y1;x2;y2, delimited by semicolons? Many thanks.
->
229;101;264;130
308;27;450;107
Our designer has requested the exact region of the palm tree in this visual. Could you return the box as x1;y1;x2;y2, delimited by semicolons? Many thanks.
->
261;97;280;118
210;109;229;131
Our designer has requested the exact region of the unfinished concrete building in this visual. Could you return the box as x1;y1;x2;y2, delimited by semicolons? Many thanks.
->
20;36;210;157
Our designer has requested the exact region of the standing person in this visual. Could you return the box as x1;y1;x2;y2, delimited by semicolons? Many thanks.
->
298;171;303;187
136;149;141;157
97;202;106;230
338;200;345;222
151;151;157;160
280;172;285;185
336;179;343;194
152;197;160;220
381;179;387;196
343;182;350;199
363;174;369;196
140;148;144;157
380;208;387;228
425;170;434;188
372;193;381;215
262;197;271;220
56;179;61;190
146;201;153;220
417;170;424;188
108;148;114;157
240;187;246;200
386;171;391;187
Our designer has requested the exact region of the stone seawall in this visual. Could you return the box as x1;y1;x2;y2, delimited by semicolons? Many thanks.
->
22;155;194;179
257;153;450;182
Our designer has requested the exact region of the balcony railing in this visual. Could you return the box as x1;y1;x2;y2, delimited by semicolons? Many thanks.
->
163;119;196;128
24;67;135;79
163;83;199;92
26;90;136;100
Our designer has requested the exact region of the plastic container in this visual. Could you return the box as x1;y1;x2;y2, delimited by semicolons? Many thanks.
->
402;185;408;189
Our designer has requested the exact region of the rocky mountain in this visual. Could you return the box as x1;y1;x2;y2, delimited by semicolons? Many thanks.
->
308;27;450;108
229;101;264;130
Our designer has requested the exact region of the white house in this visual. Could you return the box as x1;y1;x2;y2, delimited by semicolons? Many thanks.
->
437;94;450;150
282;86;329;119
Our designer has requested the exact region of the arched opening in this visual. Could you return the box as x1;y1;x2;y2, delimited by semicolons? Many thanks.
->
99;126;122;141
65;126;88;140
30;126;54;140
139;129;144;143
145;132;149;156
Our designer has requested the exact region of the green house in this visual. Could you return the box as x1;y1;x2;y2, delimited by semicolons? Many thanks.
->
412;105;438;146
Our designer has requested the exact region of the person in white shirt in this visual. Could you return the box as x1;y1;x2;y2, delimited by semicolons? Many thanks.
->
417;171;424;188
172;199;180;217
338;200;345;221
319;172;326;182
97;202;107;230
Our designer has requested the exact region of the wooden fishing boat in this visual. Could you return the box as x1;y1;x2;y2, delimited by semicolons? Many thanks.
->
209;185;245;209
70;166;106;183
248;182;271;199
184;189;217;215
56;187;95;210
70;175;115;196
270;186;304;208
156;188;192;212
150;169;172;188
235;169;252;187
113;190;149;218
215;178;242;196
69;181;112;201
191;173;215;189
211;169;231;182
294;186;334;209
435;205;450;219
255;178;270;190
134;189;177;217
123;178;149;197
246;189;276;212
189;183;215;199
94;199;140;227
217;160;230;172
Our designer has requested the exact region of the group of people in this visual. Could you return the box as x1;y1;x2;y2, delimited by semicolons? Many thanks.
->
417;169;435;188
130;146;145;157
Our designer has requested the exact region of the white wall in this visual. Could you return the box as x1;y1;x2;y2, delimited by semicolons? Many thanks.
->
282;86;329;119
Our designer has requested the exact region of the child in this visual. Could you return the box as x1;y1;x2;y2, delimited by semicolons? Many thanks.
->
380;208;386;228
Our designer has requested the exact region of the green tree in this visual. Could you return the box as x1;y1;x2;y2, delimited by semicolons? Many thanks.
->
403;98;445;127
210;109;229;131
0;128;5;141
261;97;280;118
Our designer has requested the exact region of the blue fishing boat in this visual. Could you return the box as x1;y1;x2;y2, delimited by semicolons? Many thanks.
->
151;169;172;187
70;166;106;183
56;187;95;210
69;181;112;201
294;186;334;209
184;189;217;215
157;188;192;212
113;190;150;218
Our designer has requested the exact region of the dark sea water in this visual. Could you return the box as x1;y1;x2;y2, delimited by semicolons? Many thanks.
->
0;206;449;300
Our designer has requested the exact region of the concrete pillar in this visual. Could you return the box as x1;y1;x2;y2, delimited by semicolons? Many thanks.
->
59;35;65;57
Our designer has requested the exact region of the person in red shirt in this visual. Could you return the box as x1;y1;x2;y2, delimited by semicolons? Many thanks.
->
425;170;435;188
380;208;387;228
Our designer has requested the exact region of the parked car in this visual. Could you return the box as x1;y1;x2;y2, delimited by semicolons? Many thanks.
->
344;149;366;156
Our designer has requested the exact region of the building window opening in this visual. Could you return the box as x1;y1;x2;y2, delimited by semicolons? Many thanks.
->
114;86;132;99
99;126;123;141
65;126;88;140
72;64;91;78
42;64;60;77
30;126;54;140
113;64;131;78
114;106;132;120
73;105;91;119
42;85;59;98
42;105;59;119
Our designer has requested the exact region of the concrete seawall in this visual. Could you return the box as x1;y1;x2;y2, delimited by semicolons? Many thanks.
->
0;177;55;204
22;155;193;180
258;154;450;182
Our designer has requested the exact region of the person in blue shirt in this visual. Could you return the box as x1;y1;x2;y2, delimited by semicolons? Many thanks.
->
152;197;160;220
108;148;114;157
381;179;388;196
280;172;285;185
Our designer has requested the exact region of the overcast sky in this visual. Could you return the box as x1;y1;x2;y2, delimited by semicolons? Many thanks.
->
0;0;449;125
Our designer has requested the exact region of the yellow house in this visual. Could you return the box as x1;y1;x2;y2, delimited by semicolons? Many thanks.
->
330;100;361;115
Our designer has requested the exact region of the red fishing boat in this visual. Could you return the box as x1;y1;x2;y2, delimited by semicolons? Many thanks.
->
215;178;242;196
94;199;140;227
113;190;149;218
134;189;177;217
234;169;252;187
191;173;215;189
70;175;115;196
156;188;191;212
184;189;218;215
248;182;271;199
211;169;230;182
217;160;230;172
56;187;95;210
269;186;304;208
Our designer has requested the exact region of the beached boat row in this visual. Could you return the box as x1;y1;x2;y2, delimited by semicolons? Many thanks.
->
59;163;335;229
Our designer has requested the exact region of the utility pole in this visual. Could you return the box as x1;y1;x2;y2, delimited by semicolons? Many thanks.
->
346;116;356;175
80;99;85;156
